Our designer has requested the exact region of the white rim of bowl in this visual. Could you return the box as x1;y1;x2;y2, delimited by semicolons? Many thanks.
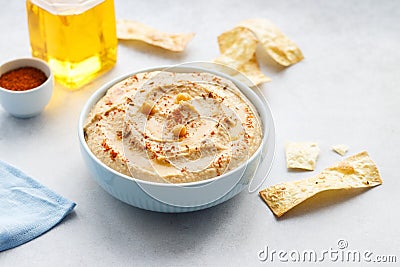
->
78;65;272;188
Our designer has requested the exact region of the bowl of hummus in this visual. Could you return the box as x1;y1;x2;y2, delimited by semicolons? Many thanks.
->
78;64;275;212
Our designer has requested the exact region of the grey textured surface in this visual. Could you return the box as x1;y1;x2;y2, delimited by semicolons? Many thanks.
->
1;0;399;266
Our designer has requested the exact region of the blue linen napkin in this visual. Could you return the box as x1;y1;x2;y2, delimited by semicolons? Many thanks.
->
0;160;76;252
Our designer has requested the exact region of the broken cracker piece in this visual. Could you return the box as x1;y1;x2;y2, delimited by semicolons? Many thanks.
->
215;27;257;69
238;18;304;66
332;144;349;156
214;27;270;86
286;142;320;171
235;55;271;85
117;19;195;52
259;151;382;217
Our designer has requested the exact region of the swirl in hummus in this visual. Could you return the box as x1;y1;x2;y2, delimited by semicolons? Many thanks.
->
84;71;262;183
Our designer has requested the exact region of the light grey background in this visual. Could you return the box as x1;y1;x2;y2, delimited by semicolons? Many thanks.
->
1;0;399;266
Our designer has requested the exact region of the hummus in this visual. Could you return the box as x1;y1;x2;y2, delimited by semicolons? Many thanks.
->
84;71;262;183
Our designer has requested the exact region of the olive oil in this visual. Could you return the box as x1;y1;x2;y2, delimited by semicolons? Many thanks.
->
26;0;117;89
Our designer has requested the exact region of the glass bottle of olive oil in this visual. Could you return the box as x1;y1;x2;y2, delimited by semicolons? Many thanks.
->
26;0;117;89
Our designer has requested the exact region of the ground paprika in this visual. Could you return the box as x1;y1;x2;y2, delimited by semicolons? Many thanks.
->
0;67;47;91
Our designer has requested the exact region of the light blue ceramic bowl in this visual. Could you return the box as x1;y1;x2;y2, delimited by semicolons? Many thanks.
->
78;65;275;212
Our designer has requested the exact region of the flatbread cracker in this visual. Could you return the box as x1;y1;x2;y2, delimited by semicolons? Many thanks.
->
215;27;257;69
260;151;382;217
234;54;271;85
117;19;195;52
238;19;304;66
286;142;320;170
214;27;271;86
332;144;349;156
214;19;303;84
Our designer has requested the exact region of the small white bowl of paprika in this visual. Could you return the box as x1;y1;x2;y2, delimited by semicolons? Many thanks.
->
0;57;53;118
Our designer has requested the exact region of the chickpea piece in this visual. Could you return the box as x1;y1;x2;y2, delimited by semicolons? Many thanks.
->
140;100;157;115
172;124;187;138
175;93;192;103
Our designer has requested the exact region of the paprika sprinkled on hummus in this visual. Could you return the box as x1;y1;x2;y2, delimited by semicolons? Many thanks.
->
0;67;47;91
84;71;262;183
